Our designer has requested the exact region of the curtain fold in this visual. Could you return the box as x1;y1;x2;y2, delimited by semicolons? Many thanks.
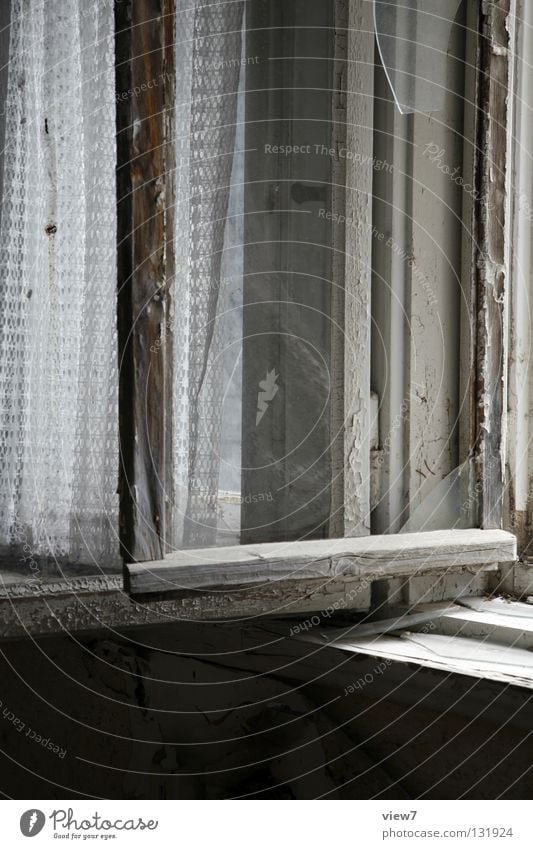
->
173;0;245;547
0;0;119;565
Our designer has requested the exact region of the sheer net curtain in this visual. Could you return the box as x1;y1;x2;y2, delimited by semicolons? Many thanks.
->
0;0;120;567
173;0;245;548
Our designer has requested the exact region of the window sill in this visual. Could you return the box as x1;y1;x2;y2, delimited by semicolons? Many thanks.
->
125;529;516;594
0;529;517;641
303;596;533;691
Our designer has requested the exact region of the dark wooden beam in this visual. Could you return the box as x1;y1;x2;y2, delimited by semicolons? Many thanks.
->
115;0;175;562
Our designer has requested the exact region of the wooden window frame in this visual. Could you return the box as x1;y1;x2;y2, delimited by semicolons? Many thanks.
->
116;0;176;564
0;0;523;638
506;0;532;559
115;0;518;591
116;0;512;524
115;0;514;549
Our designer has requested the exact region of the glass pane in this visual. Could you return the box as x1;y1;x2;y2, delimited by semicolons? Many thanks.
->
375;0;464;113
172;0;337;547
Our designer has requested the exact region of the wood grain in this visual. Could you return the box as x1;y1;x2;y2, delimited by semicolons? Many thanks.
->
125;528;516;593
474;0;512;529
116;0;176;562
343;0;374;536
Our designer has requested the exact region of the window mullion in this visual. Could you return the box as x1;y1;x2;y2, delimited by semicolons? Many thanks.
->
115;0;176;563
474;0;513;531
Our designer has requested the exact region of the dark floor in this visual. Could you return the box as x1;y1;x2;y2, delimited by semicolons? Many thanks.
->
1;621;532;799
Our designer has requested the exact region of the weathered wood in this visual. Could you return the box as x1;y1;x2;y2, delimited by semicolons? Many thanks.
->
125;528;516;593
401;566;498;606
0;548;507;641
406;26;466;518
474;0;512;529
0;529;514;638
306;593;533;690
115;0;175;563
371;64;412;533
497;560;533;598
306;629;533;691
372;6;474;532
414;597;533;651
343;0;374;536
0;574;373;641
329;0;348;538
459;0;481;475
507;0;533;556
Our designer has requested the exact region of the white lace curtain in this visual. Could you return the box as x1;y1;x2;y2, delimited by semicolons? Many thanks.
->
173;0;245;548
0;0;119;565
0;0;244;565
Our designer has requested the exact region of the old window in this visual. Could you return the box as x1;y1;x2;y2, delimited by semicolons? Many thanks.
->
0;0;520;624
121;0;485;557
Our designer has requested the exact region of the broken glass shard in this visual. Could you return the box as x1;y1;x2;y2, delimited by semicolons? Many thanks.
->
374;0;464;114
